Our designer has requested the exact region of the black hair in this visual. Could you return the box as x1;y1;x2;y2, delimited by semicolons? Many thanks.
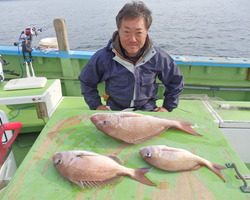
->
116;1;152;29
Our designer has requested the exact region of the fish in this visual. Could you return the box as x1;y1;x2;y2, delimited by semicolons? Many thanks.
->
90;112;201;144
139;145;226;182
52;150;155;188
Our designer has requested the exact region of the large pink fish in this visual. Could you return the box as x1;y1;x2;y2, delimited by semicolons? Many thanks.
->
52;150;155;188
90;112;201;144
140;145;226;182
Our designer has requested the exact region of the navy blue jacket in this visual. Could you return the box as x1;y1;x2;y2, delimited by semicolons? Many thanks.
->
79;41;184;111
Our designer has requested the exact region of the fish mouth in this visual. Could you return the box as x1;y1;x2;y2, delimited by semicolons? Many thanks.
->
90;115;99;124
52;153;62;166
54;159;61;166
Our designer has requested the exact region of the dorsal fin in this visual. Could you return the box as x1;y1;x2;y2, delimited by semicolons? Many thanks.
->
160;146;185;153
70;150;99;157
119;112;144;118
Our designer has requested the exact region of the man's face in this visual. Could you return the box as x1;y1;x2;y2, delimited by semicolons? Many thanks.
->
118;17;148;57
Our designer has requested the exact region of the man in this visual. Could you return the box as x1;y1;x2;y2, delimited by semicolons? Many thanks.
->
79;1;183;112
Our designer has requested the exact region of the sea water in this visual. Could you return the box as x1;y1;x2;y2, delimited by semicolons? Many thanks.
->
0;0;249;57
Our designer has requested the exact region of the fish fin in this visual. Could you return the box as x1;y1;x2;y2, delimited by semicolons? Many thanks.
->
173;121;202;136
130;168;156;186
70;150;99;157
190;164;202;170
207;163;226;182
75;180;99;188
127;136;155;144
119;112;144;118
160;146;185;153
75;154;96;159
126;129;165;144
72;177;122;188
107;155;123;164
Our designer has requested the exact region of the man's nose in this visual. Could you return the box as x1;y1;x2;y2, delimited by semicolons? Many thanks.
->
128;34;137;42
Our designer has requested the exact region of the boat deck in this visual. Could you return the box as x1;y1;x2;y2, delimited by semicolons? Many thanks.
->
1;97;250;199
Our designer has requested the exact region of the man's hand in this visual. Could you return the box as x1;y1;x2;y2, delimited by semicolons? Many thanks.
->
154;107;168;112
96;105;111;110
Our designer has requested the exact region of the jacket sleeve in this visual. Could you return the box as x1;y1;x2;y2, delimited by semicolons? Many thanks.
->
79;54;104;110
159;57;184;112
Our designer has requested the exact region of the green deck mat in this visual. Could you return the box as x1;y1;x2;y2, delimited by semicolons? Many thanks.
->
12;132;39;167
1;98;250;200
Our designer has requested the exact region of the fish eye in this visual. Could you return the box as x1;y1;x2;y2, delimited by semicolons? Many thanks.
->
55;159;62;166
102;120;108;125
145;152;152;158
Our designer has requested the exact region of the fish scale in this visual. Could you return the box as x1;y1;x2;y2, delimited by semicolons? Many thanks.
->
140;145;226;182
90;112;200;144
52;150;155;188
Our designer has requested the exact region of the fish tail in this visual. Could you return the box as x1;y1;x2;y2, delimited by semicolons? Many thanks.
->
207;163;226;182
131;168;156;186
174;121;202;136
